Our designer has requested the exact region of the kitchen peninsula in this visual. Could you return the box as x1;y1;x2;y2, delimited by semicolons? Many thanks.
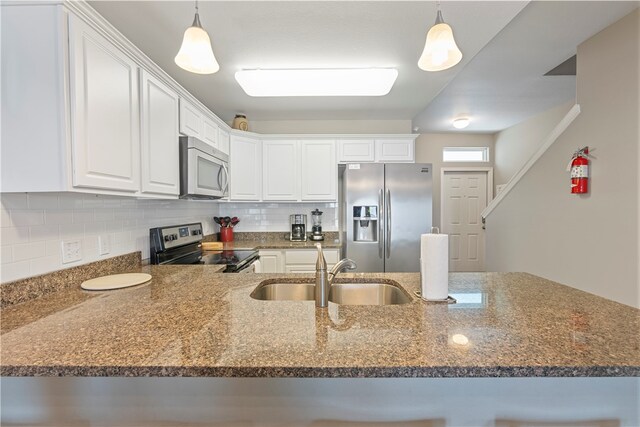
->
2;266;638;377
2;261;639;426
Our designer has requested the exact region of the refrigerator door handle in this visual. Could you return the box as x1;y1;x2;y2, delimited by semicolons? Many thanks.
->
378;189;384;258
386;189;391;258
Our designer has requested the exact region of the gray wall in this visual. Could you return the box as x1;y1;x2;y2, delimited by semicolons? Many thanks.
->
485;9;640;308
494;101;574;186
415;133;495;228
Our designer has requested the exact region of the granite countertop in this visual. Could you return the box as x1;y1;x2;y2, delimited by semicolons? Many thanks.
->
1;269;639;377
218;234;342;251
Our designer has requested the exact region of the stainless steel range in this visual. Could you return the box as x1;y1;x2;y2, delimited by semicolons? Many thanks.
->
149;223;259;273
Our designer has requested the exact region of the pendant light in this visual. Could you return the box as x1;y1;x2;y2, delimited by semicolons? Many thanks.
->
418;1;462;72
175;0;219;74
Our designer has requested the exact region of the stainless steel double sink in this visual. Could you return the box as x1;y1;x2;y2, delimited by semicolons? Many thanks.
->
250;279;412;305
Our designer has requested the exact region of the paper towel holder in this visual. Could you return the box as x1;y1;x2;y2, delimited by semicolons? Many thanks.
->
414;290;456;304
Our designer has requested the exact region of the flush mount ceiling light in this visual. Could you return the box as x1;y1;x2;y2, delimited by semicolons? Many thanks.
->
175;0;219;74
234;68;399;97
418;1;463;72
452;117;470;129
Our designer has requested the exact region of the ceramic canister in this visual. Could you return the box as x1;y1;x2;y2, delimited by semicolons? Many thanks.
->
232;114;249;131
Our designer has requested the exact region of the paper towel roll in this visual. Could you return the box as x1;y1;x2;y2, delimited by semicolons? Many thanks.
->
420;233;449;300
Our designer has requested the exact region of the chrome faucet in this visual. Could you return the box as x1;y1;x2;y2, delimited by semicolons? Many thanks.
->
328;258;357;284
315;244;356;308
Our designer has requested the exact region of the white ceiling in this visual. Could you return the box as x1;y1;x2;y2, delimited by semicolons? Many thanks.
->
89;1;638;132
413;0;640;133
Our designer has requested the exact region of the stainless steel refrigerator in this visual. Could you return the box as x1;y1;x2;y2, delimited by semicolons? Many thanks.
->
339;163;432;272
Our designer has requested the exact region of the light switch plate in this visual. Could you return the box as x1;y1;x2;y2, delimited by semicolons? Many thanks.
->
98;235;110;256
61;239;82;264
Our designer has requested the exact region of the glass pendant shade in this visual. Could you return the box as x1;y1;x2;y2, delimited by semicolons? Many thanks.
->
175;14;219;74
418;12;462;72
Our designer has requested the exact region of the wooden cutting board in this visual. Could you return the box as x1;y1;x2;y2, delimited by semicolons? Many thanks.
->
81;273;152;291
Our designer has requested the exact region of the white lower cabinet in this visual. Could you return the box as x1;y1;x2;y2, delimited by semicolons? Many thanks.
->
257;250;284;273
259;249;339;273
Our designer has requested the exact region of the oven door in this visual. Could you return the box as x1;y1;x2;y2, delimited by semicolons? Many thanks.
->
185;148;229;199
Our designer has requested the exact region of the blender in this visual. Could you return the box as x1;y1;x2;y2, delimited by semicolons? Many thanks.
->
310;209;324;241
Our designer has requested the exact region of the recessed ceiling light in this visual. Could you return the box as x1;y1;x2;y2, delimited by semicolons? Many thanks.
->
235;68;399;97
452;117;470;129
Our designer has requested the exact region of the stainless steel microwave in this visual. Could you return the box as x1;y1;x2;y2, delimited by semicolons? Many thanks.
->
179;136;229;199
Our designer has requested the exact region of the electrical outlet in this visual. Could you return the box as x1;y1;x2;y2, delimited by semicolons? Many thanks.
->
61;239;82;264
98;235;110;256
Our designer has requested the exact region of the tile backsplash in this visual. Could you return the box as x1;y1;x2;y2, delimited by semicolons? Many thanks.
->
1;193;221;283
219;202;338;232
1;194;339;282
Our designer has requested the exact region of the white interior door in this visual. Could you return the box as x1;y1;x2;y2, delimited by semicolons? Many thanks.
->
442;171;489;272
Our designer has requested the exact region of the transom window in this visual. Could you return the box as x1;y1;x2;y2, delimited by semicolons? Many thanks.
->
442;147;489;162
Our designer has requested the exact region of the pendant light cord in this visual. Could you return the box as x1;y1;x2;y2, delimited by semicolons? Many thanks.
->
192;0;202;28
434;0;444;25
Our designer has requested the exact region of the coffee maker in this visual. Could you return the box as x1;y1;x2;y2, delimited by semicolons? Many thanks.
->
289;214;307;241
310;209;324;241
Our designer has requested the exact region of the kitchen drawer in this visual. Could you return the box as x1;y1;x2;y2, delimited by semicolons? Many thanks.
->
284;264;317;274
285;249;339;265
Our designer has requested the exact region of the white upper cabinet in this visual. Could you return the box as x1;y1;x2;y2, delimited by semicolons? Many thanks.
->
140;70;179;196
202;117;219;148
179;99;204;139
1;3;233;198
179;98;221;149
230;135;262;200
337;137;416;163
1;4;67;192
1;3;418;200
69;15;141;192
236;138;337;202
218;128;230;155
300;140;336;201
375;138;415;162
337;139;375;163
262;140;299;201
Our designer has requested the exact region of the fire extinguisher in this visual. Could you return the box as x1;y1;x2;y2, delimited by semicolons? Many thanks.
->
569;147;589;194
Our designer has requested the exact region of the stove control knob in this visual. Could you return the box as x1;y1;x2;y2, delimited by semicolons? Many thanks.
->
164;235;171;242
172;234;178;240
